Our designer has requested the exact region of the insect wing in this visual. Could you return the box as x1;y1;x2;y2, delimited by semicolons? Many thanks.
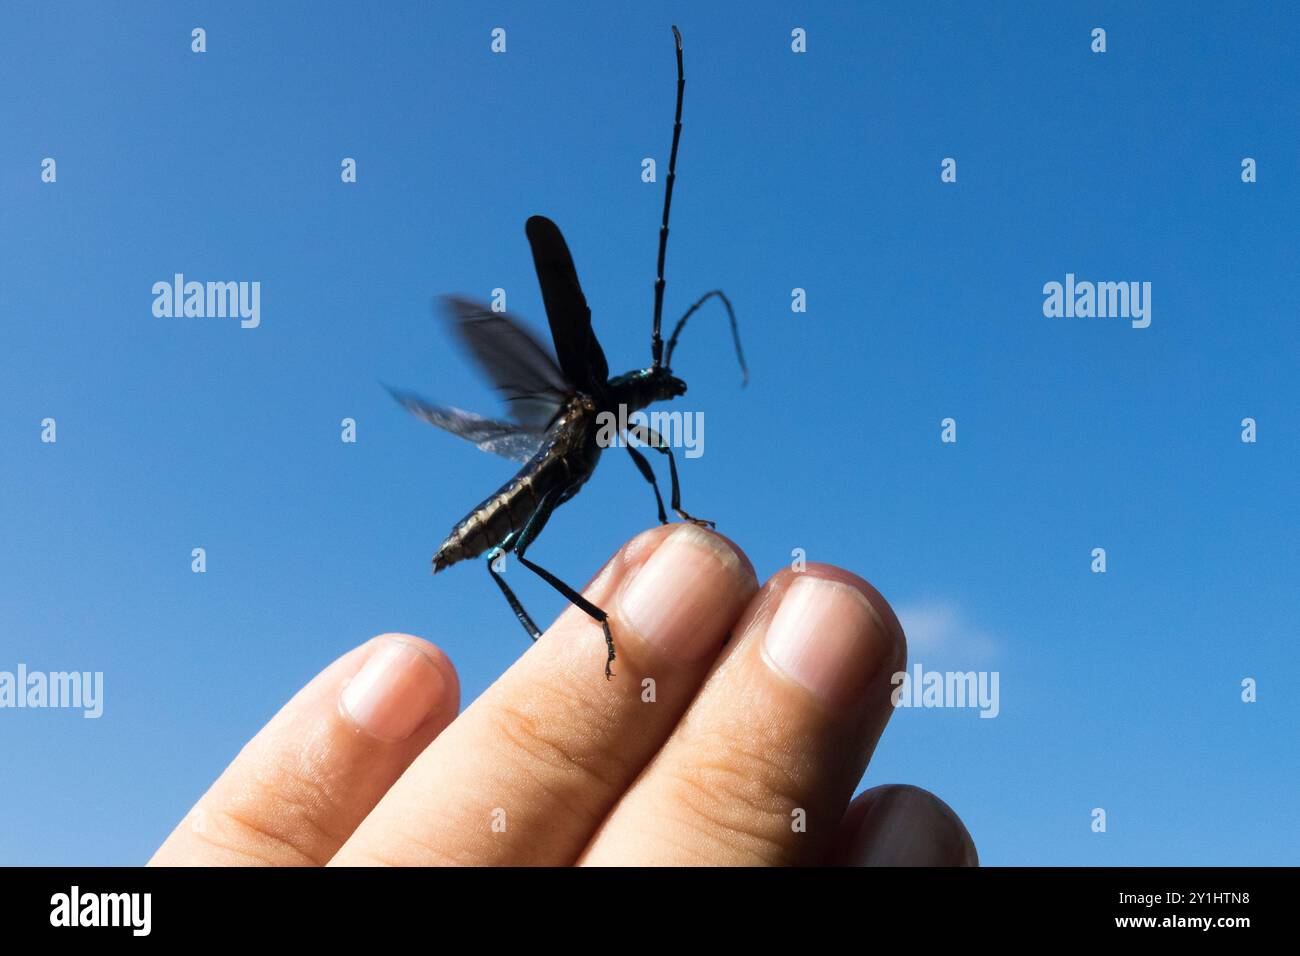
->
524;216;609;391
386;387;546;462
439;295;571;429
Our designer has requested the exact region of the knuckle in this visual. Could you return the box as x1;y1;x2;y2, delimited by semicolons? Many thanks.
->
343;836;471;868
482;684;630;814
200;762;349;866
660;731;811;863
206;805;320;866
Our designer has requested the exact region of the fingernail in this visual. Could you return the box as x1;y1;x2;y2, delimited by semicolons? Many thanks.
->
847;786;979;867
619;524;753;661
761;575;895;703
341;638;446;742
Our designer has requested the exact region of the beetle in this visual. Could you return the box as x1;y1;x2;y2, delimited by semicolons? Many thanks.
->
389;26;746;677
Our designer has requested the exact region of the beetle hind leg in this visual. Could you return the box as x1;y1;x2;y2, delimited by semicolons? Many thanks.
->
515;552;616;679
514;489;617;679
486;539;542;641
483;491;618;678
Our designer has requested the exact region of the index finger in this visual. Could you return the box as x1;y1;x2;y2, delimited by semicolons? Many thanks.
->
330;523;757;866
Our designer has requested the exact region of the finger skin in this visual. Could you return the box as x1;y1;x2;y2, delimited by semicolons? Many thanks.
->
829;784;978;866
330;524;758;867
580;565;906;866
150;634;458;866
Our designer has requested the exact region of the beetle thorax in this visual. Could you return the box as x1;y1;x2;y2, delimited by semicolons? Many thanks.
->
607;367;686;414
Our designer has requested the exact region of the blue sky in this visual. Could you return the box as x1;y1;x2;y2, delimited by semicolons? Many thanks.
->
1;1;1296;865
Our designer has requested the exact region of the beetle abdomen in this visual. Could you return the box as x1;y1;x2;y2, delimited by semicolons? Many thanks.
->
431;395;600;573
432;471;540;571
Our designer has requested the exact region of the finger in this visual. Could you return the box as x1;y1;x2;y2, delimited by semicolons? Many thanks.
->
331;523;758;866
150;634;459;866
827;784;978;866
580;565;906;865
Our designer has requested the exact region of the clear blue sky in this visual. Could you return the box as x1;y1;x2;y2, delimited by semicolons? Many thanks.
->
2;1;1296;865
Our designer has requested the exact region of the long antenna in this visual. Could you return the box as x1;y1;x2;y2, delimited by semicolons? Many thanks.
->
651;25;684;368
665;289;748;386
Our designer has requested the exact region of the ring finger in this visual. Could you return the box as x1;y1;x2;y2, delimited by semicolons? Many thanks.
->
579;565;906;865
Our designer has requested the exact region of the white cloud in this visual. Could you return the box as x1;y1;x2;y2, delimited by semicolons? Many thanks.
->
895;600;1000;663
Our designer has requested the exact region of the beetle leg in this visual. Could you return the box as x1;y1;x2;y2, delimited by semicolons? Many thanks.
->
627;425;714;528
485;533;542;641
625;444;669;524
513;489;617;679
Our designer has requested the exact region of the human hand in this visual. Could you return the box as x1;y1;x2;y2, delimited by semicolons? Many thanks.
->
151;524;976;866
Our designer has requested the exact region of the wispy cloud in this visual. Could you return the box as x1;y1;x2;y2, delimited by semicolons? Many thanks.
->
895;601;1000;663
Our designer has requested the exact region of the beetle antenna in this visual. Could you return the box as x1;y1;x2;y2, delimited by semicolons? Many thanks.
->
665;289;748;386
651;25;684;369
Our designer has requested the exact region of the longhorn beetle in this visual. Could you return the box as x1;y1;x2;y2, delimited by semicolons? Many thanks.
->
388;26;746;678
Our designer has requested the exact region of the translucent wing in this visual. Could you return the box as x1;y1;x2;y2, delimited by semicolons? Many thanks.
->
439;295;570;429
525;216;609;391
386;387;546;463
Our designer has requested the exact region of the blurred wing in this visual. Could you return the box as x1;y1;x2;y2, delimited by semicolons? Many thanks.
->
524;216;609;391
440;295;570;429
387;387;546;462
